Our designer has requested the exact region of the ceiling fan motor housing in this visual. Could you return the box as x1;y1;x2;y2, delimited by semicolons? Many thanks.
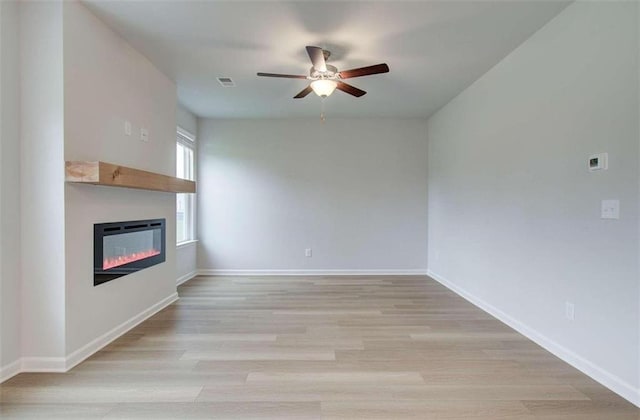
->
310;64;338;80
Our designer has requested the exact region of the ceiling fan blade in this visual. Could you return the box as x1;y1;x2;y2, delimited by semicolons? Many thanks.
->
294;86;313;99
336;81;366;97
338;63;389;79
257;72;308;79
306;46;327;72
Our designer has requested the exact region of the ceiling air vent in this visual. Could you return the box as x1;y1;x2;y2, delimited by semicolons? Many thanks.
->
217;77;236;87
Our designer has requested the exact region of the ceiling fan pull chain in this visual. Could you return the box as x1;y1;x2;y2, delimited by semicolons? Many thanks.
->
320;97;326;122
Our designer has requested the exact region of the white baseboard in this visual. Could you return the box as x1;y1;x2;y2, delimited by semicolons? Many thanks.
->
64;292;179;371
0;359;22;383
427;270;640;408
1;292;179;384
177;270;198;286
198;269;428;277
20;357;66;372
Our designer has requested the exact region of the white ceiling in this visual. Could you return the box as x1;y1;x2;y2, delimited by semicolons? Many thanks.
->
83;1;570;119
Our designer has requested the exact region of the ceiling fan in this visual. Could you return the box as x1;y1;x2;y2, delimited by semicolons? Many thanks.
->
257;46;389;99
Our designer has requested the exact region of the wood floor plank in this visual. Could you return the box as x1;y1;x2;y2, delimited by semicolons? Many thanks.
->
0;403;114;419
180;348;336;361
522;399;640;416
1;275;637;419
71;360;199;373
320;400;534;419
194;383;588;402
103;402;322;419
246;371;426;385
0;385;203;403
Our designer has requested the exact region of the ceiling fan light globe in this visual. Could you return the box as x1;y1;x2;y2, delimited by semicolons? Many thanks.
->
310;79;337;97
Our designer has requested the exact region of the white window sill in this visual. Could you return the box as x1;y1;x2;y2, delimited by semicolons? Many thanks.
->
177;239;198;249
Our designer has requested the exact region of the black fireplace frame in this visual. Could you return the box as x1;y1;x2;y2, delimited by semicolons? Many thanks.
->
94;218;166;286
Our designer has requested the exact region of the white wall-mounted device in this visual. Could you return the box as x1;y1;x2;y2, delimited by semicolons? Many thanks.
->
140;128;149;142
601;199;620;219
588;152;608;172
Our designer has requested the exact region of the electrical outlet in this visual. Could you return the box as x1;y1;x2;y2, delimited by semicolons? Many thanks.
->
601;199;620;219
565;302;575;321
305;248;312;257
140;127;149;142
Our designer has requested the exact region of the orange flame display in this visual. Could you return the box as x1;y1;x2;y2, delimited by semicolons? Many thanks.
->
103;249;161;270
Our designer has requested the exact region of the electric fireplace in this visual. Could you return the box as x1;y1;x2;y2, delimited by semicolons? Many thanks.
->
94;219;166;286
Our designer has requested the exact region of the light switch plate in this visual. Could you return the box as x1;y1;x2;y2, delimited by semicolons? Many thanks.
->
601;199;620;219
565;302;575;321
124;120;132;136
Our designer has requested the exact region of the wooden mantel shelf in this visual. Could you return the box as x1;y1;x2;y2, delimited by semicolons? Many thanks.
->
65;161;196;193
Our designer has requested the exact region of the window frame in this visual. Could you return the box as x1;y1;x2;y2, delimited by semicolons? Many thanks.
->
176;127;196;245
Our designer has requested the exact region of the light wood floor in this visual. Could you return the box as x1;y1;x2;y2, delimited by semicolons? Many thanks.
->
1;275;638;419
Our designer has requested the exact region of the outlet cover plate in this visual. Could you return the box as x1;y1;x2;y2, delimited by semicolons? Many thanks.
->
565;302;575;321
140;128;149;142
601;199;620;219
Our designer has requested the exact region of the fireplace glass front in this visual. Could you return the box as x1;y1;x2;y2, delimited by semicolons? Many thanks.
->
94;219;165;286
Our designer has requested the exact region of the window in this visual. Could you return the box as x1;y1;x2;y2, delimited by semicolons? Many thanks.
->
176;127;195;244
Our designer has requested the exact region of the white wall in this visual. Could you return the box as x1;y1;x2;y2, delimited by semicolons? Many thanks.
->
0;0;181;380
176;105;198;284
0;0;21;375
198;118;428;274
19;0;67;362
427;1;639;404
63;1;178;356
637;0;640;396
176;240;197;284
177;105;198;135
